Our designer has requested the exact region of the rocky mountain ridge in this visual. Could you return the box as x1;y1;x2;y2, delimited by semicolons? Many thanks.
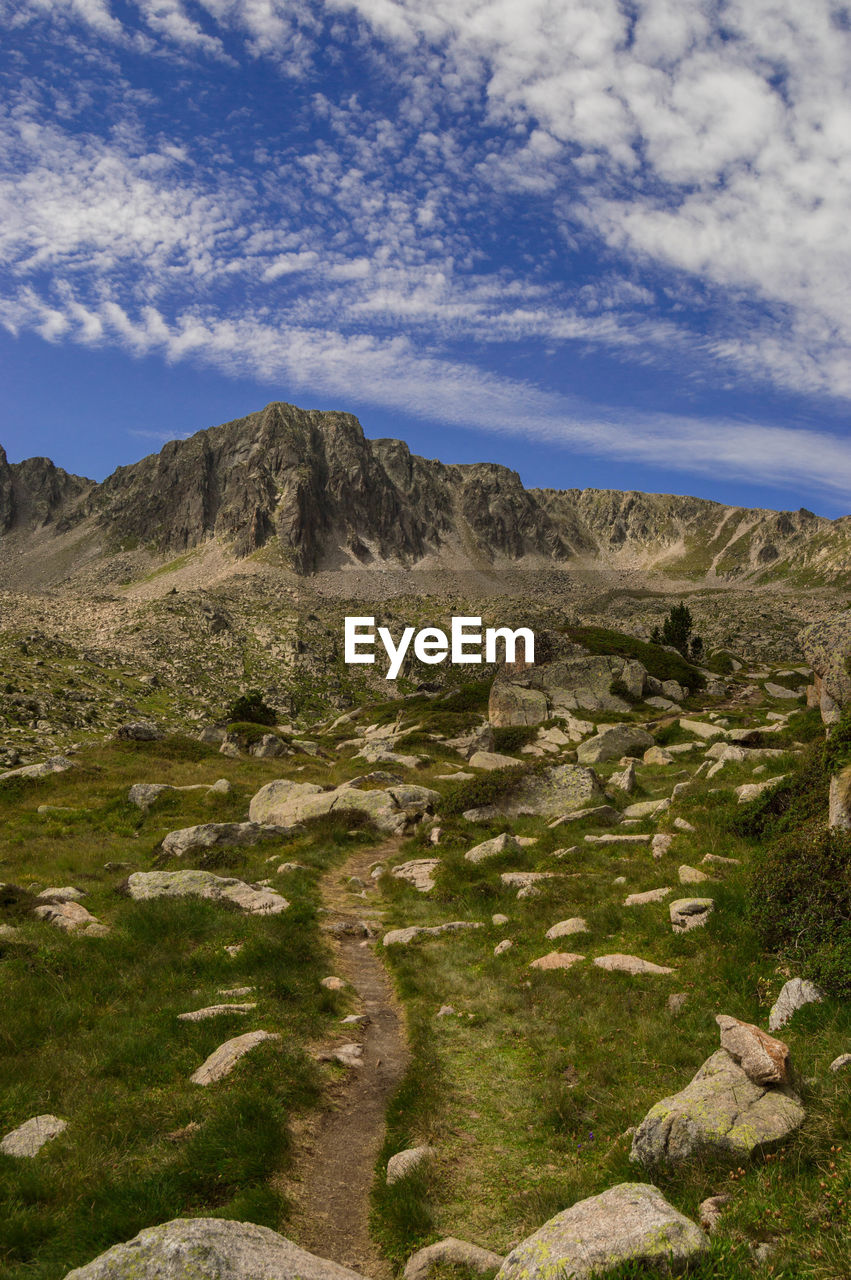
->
1;403;848;587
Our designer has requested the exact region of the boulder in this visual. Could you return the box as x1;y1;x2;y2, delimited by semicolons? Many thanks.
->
736;777;785;803
548;804;621;827
191;1030;281;1085
464;833;520;864
161;822;282;857
383;922;483;947
250;734;288;759
116;722;163;741
678;865;709;884
679;718;723;740
392;859;441;891
126;870;288;915
529;951;585;971
496;1183;707;1280
404;1238;504;1280
577;725;654;765
630;1049;805;1167
489;683;548;727
661;680;686;702
0;755;74;781
501;763;604;816
644;746;674;766
387;1145;435;1184
177;1004;256;1022
37;886;86;903
669;898;714;932
768;977;825;1031
33;900;103;933
1;1114;67;1157
468;751;522;770
545;918;589;938
829;766;851;830
610;760;637;793
715;1015;791;1086
764;682;802;700
248;778;438;835
494;939;513;956
800;610;851;721
623;798;669;819
624;888;671;906
594;954;675;976
62;1217;367;1280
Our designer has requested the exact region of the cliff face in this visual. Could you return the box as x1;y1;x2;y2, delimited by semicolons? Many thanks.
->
0;446;93;535
1;401;849;583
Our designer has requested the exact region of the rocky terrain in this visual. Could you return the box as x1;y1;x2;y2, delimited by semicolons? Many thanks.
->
0;607;849;1279
0;403;849;589
0;406;849;1279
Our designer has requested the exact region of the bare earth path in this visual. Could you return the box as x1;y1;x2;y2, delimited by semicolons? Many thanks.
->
283;837;410;1278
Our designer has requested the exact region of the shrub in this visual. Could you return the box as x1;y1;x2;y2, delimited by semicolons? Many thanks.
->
747;825;851;997
441;762;533;817
492;725;538;753
564;625;704;691
650;603;704;662
227;689;277;726
609;676;638;703
731;743;828;839
824;705;851;775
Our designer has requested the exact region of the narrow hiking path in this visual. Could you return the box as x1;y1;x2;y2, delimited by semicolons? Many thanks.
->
283;837;410;1278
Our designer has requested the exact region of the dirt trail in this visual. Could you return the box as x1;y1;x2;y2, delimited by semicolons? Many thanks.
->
284;838;410;1278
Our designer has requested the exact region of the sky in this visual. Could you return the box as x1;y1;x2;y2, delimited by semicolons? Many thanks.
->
1;1;850;517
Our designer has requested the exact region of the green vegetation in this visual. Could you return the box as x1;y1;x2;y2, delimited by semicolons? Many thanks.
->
0;738;376;1280
650;603;704;663
440;762;533;818
564;625;705;691
823;706;851;775
491;725;538;754
227;690;277;726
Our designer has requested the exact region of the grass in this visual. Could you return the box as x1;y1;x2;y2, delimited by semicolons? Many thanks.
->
0;737;377;1280
370;686;850;1279
563;625;706;692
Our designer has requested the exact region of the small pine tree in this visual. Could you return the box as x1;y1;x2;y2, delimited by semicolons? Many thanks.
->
228;689;277;726
653;604;703;661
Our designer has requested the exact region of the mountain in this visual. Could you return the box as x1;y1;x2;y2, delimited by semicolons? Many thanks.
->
0;402;848;586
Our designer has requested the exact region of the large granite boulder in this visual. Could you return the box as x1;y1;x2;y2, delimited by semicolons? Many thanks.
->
800;609;851;723
161;822;283;857
496;1183;707;1280
630;1049;805;1168
63;1218;368;1280
248;778;439;835
501;763;604;816
489;684;548;727
577;724;654;764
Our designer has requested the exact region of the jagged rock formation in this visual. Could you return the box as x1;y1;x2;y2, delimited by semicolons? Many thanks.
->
1;402;849;583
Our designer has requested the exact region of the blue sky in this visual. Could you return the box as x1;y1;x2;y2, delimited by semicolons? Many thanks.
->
1;1;850;516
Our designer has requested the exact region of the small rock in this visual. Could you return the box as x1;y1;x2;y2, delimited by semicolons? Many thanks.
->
829;1053;851;1072
699;1194;731;1233
436;1005;456;1017
670;898;714;933
678;864;710;884
494;940;513;956
624;888;671;906
387;1145;435;1184
594;954;675;976
651;833;672;860
0;1114;67;1157
701;854;741;868
666;992;689;1015
673;817;695;832
464;833;520;864
321;976;347;991
643;746;674;766
404;1238;504;1280
768;977;825;1031
116;721;163;741
545;918;589;938
177;1003;256;1022
492;913;509;926
529;951;585;971
715;1015;791;1085
190;1030;281;1085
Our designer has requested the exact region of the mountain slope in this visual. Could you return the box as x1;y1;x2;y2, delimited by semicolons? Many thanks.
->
0;402;848;586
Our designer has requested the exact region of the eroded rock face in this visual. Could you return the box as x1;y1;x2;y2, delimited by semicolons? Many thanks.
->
496;1183;708;1280
62;1216;368;1280
126;870;288;915
800;610;851;718
630;1049;805;1167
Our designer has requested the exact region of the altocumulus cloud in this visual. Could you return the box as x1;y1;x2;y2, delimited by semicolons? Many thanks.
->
1;0;850;498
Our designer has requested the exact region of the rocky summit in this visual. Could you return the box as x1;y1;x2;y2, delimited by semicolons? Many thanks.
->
1;402;849;585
